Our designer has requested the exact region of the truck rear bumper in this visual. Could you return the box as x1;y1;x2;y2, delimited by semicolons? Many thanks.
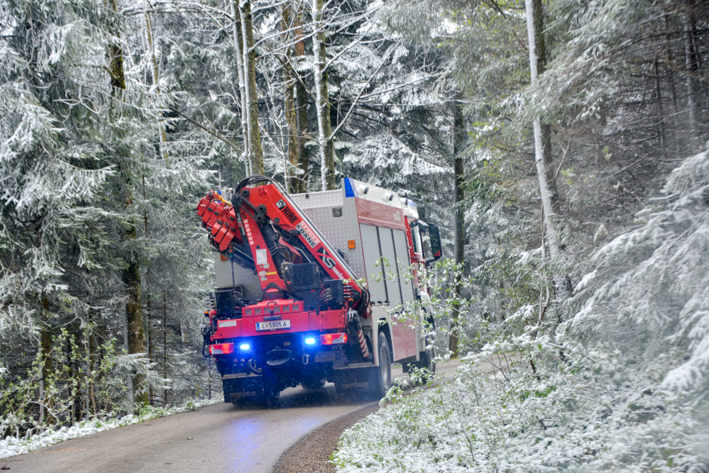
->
212;309;346;339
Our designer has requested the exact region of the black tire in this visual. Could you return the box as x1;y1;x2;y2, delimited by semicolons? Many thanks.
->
259;370;281;407
423;336;436;375
423;317;436;375
416;347;436;383
262;390;280;408
426;350;436;374
418;336;436;381
372;332;392;398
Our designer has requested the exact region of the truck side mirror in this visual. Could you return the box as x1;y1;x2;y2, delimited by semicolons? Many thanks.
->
426;224;442;264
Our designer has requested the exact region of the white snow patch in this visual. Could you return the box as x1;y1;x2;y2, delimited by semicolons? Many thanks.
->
0;399;221;459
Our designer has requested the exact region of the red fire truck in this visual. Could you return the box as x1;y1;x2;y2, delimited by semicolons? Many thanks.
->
197;176;441;405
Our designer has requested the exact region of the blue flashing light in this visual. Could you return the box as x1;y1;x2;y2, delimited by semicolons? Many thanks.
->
304;337;317;346
344;178;356;198
239;343;251;351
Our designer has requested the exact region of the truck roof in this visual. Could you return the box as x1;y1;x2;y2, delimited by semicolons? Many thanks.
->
290;178;419;220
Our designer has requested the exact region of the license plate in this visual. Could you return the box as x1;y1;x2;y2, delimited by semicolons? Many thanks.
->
256;320;291;331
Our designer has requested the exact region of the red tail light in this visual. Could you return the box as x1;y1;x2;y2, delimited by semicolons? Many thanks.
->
320;333;347;345
209;342;235;355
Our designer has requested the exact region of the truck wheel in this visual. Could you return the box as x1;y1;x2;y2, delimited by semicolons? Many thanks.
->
373;332;392;398
258;382;280;407
262;389;280;408
259;370;281;407
422;334;436;375
425;346;436;374
416;347;436;383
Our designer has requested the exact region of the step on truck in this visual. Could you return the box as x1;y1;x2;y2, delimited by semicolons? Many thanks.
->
196;175;442;405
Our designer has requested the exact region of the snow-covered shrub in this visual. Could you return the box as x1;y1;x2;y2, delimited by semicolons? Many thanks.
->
413;246;554;358
334;150;709;472
337;344;706;472
567;149;709;399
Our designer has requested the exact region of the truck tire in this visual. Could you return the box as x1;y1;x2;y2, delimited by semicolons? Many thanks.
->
262;388;280;408
259;368;280;407
422;333;436;374
416;345;436;383
372;332;392;398
425;346;436;374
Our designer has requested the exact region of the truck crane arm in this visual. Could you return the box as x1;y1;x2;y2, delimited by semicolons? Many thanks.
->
197;176;370;315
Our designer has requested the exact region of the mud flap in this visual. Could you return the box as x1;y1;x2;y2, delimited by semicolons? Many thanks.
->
333;368;372;392
222;375;264;403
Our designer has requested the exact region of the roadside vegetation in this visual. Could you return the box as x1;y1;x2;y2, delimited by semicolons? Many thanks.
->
334;0;709;470
1;0;707;468
335;150;709;472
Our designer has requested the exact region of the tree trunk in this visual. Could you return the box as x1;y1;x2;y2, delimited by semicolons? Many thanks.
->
532;0;558;206
146;286;153;404
449;96;465;357
294;15;309;193
654;55;665;146
525;0;562;280
230;0;250;176
683;0;699;149
143;3;169;162
312;0;335;190
282;5;300;193
664;16;682;155
240;1;264;175
123;228;147;405
70;329;81;423
40;297;54;425
163;292;168;405
87;308;97;415
108;0;148;406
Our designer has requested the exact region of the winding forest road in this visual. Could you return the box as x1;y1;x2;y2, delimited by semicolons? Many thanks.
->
4;361;462;473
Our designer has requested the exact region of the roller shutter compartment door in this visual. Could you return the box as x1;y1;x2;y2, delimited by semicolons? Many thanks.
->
359;224;388;305
379;227;402;307
384;227;417;361
392;229;415;303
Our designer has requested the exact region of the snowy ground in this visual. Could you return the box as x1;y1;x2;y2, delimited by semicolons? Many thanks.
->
333;151;709;473
0;398;221;460
333;353;707;473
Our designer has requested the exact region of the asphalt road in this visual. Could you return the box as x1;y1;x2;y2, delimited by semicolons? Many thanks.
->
4;360;462;473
